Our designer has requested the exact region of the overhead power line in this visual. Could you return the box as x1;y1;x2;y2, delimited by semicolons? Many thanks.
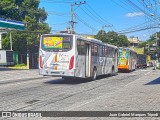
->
79;6;105;25
75;13;98;32
86;4;113;26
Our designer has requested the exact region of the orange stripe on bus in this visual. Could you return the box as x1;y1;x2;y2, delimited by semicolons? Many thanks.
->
54;55;58;62
118;65;129;69
54;66;58;70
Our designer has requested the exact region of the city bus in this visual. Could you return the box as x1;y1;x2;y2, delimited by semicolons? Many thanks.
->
39;33;118;80
137;54;147;68
118;47;137;71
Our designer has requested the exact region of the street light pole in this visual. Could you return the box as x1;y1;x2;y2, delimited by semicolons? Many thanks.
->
10;32;12;50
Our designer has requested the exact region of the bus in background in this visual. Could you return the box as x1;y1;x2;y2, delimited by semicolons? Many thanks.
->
39;33;118;80
118;47;137;71
137;54;147;68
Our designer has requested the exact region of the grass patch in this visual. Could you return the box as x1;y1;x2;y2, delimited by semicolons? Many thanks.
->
8;64;28;69
14;64;27;67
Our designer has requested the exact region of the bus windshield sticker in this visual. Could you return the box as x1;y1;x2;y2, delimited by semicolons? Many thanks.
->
118;50;129;65
43;37;63;49
119;50;128;58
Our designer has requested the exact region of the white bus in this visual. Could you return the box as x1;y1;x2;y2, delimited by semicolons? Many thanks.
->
39;33;118;80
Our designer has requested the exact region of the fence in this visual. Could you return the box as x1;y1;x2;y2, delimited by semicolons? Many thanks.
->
18;53;39;69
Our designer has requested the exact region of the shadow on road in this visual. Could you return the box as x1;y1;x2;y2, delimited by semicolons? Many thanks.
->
44;78;91;85
0;67;13;71
145;77;160;85
44;74;117;85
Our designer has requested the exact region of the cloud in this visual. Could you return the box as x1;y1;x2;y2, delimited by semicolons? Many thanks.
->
126;12;145;17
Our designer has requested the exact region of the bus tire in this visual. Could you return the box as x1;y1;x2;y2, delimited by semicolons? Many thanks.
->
92;68;97;80
111;66;115;76
109;66;115;76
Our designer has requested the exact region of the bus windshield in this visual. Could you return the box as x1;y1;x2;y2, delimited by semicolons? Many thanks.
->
118;49;129;58
41;35;73;51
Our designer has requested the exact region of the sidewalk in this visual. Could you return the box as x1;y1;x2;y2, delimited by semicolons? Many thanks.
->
0;67;43;84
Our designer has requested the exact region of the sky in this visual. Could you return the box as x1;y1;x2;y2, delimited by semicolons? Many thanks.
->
39;0;160;41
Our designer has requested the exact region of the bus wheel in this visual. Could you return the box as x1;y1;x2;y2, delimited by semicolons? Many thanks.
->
92;68;97;80
111;67;115;76
109;66;114;76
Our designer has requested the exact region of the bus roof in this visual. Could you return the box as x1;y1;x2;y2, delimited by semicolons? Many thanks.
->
118;47;137;53
41;33;117;49
105;43;117;49
77;35;102;44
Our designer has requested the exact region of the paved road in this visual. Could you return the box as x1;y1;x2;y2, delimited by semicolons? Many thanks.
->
0;68;160;120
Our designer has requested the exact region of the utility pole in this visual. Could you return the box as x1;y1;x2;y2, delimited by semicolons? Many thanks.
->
69;1;86;34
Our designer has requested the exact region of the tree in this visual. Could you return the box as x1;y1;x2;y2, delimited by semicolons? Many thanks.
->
95;30;129;47
117;35;130;47
1;0;51;54
138;41;147;48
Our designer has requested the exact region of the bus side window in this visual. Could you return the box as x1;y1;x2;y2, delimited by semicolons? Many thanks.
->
105;46;108;57
81;41;85;55
108;47;111;57
77;39;85;55
94;44;98;56
103;46;105;57
99;45;103;57
77;40;81;55
112;48;115;57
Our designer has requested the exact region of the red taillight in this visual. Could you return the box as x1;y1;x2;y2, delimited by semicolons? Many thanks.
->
39;55;43;68
69;56;74;70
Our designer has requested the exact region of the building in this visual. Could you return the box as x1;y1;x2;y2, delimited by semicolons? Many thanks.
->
128;37;141;47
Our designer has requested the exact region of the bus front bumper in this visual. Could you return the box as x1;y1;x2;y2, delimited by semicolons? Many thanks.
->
118;65;129;70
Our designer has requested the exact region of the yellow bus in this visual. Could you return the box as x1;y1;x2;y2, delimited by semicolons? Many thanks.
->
118;47;137;71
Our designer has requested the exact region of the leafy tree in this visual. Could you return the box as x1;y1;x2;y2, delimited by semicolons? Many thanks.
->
95;30;129;47
137;41;147;48
1;0;51;55
117;34;129;47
